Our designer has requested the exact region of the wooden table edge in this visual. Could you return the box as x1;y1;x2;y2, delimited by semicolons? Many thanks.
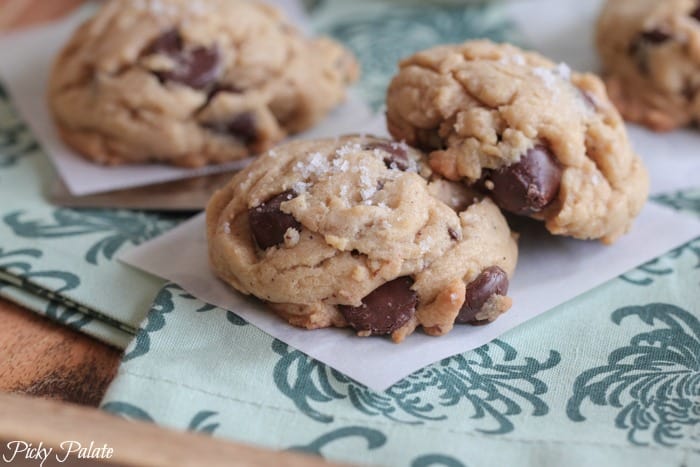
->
0;392;353;467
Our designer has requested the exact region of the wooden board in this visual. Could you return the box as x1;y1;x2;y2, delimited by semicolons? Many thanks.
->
0;392;349;466
0;298;120;405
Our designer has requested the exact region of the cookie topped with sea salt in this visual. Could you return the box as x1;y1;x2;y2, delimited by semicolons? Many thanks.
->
206;135;518;342
386;40;649;244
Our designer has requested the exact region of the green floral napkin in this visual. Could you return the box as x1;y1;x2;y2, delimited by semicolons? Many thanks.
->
0;84;181;348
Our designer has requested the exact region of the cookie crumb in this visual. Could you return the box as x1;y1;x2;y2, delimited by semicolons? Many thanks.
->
284;227;300;248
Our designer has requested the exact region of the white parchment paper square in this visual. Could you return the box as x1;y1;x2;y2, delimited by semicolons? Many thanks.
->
0;1;370;196
119;203;700;391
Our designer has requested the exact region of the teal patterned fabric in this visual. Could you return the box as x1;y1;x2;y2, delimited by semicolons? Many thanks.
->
0;84;180;348
1;1;699;465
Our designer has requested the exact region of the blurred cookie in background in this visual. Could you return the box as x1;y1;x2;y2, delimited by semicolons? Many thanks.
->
48;0;359;167
597;0;700;132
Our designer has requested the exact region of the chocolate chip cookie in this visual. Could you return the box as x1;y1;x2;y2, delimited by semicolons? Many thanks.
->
48;0;358;167
386;40;649;244
597;0;700;131
206;135;518;343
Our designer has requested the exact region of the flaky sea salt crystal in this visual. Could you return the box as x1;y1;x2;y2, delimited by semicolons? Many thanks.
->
556;63;571;81
292;181;310;194
533;62;573;90
419;237;432;253
533;67;557;89
336;143;362;157
499;54;526;66
332;157;350;172
358;166;377;202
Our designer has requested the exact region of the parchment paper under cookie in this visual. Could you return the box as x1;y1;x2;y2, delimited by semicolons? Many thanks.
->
119;202;700;392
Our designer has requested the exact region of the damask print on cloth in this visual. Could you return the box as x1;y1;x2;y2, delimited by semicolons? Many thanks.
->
287;426;387;457
620;237;700;286
190;292;248;326
4;209;183;265
567;303;700;447
0;84;38;168
653;190;700;217
0;247;90;329
274;339;560;433
411;454;467;467
123;284;181;362
125;284;249;362
316;1;518;108
287;426;468;466
101;401;220;434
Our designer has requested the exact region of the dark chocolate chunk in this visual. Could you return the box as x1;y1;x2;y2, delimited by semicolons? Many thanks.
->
338;277;417;335
455;267;509;324
365;142;410;171
640;29;671;44
143;29;220;89
205;112;258;144
225;113;258;144
159;46;220;89
484;145;562;215
628;29;671;69
248;190;301;250
692;6;700;22
144;29;183;57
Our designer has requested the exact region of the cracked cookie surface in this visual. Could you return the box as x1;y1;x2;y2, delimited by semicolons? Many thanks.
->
597;0;700;131
206;135;518;342
386;40;649;244
48;0;358;167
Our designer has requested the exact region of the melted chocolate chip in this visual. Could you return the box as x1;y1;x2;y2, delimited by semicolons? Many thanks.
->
143;29;220;89
692;6;700;22
484;145;562;215
205;113;258;144
628;29;672;72
338;277;417;335
144;29;182;56
161;46;220;89
248;190;301;250
640;29;671;44
455;267;509;324
226;113;258;144
365;142;410;171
